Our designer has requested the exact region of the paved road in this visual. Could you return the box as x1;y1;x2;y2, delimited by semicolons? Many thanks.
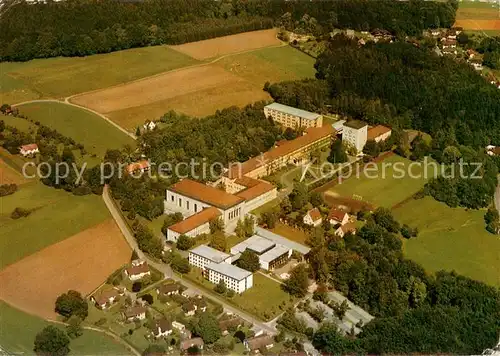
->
494;175;500;217
102;186;277;335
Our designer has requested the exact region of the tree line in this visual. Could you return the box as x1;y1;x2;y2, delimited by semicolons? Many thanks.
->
0;0;456;61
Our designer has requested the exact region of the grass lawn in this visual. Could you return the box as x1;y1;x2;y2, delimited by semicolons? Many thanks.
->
1;113;37;131
328;155;435;208
185;270;294;321
0;301;133;355
16;101;134;158
393;197;500;287
0;181;109;268
0;46;199;104
270;222;310;245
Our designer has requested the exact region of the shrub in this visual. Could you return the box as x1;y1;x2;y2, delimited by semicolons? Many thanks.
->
11;207;31;219
95;318;107;326
141;294;154;305
132;282;142;292
0;183;17;197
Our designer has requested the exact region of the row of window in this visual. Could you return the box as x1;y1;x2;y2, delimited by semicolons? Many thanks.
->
169;193;200;212
228;208;241;220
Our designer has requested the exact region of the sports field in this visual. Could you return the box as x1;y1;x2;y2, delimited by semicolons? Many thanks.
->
0;301;133;355
171;29;281;60
0;46;199;104
73;45;316;129
327;155;435;208
394;197;500;287
16;101;134;157
0;220;131;318
0;182;110;269
455;1;500;34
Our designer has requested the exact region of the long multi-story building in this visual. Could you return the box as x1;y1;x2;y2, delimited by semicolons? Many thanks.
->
188;244;232;270
205;262;253;294
264;102;323;129
342;120;368;154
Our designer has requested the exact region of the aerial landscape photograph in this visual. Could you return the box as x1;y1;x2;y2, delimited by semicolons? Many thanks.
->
0;0;499;355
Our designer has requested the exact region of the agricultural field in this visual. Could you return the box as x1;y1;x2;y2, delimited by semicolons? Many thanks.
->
0;301;133;355
0;158;27;185
326;155;435;209
394;197;500;287
171;29;281;60
72;44;316;130
0;220;131;318
455;1;500;34
15;101;134;158
0;181;110;269
0;46;199;104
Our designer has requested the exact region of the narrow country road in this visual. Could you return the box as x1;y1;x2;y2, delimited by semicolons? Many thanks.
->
102;186;277;335
12;99;137;141
494;174;500;217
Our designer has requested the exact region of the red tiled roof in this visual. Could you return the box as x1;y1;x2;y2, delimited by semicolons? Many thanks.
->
170;179;244;209
169;207;221;234
20;143;38;151
329;208;348;222
306;208;322;222
235;180;275;201
93;287;121;306
228;126;335;178
126;261;150;276
246;335;274;350
367;125;391;140
126;160;150;174
180;337;204;351
124;306;147;318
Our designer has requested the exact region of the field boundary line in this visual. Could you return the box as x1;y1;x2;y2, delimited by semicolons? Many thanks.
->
12;99;137;140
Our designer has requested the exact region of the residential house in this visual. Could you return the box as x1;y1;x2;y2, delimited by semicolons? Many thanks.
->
219;317;242;336
124;259;150;281
19;143;39;157
442;39;457;49
143;120;156;131
180;337;204;352
469;57;483;71
193;298;207;313
157;283;181;297
334;223;357;238
244;334;274;353
124;306;147;321
183;301;197;316
90;287;124;310
126;160;150;175
303;208;322;227
172;321;186;332
367;125;392;143
442;47;458;56
152;319;172;338
329;208;349;226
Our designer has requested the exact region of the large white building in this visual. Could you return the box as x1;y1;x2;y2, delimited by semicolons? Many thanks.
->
205;262;253;294
342;120;368;154
188;244;232;270
264;102;323;129
167;207;221;242
230;235;292;271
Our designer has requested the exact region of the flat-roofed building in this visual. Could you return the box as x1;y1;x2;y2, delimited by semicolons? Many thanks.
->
205;262;253;293
166;207;221;242
342;120;368;154
264;102;323;129
259;244;291;270
230;235;276;256
228;125;335;179
367;125;392;143
255;227;310;255
188;244;232;270
231;234;292;271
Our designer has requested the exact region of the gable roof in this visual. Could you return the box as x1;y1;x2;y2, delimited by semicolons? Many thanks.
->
219;317;242;331
306;208;321;222
126;160;150;174
228;126;335;178
154;318;172;333
157;283;181;294
329;208;348;222
20;143;38;151
169;179;244;209
92;287;121;306
124;306;147;318
180;337;204;351
245;334;274;350
126;261;150;276
235;180;275;201
169;207;221;234
367;125;391;140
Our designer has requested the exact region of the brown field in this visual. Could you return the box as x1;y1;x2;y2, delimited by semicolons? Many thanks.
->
456;7;499;20
171;29;280;60
0;220;131;319
454;19;500;30
0;159;26;185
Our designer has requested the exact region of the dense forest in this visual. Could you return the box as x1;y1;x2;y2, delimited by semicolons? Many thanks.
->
0;0;456;61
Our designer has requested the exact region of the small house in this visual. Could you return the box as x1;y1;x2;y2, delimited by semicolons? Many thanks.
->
180;337;204;352
329;208;349;226
125;259;150;281
303;208;322;227
244;334;274;353
157;283;181;297
126;160;151;175
367;125;392;143
219;317;242;336
193;298;207;313
183;301;197;316
91;287;124;310
152;318;172;338
124;306;147;321
143;120;156;131
334;223;357;238
19;143;39;157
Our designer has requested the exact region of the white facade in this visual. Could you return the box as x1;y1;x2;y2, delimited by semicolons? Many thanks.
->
342;122;368;154
329;213;349;226
188;245;232;270
264;103;323;129
154;326;172;338
303;211;322;227
172;321;185;331
206;264;253;294
20;147;39;157
126;271;150;281
167;221;211;242
241;188;277;213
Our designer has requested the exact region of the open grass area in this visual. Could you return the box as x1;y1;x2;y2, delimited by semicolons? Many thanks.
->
393;197;500;287
0;181;109;269
0;301;133;355
16;101;134;158
270;222;309;245
1;113;36;131
0;46;199;104
327;155;434;208
185;270;294;321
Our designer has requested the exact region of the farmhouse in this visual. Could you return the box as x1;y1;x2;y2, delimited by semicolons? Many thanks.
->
126;160;150;174
180;337;204;352
244;334;274;352
91;286;124;310
123;306;147;321
19;143;39;157
303;208;322;226
124;259;150;281
264;102;323;129
206;262;253;294
329;208;349;226
152;318;172;338
230;235;292;271
367;125;392;143
157;283;181;296
342;120;368;154
227;125;335;179
334;223;357;238
188;244;232;270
